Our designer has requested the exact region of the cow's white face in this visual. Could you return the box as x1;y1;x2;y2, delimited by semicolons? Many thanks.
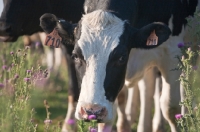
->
75;10;125;121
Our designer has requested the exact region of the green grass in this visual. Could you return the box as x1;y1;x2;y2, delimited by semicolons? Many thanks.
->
30;81;68;131
0;37;69;132
30;52;69;131
1;29;200;132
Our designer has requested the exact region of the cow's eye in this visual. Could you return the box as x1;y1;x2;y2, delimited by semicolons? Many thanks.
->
117;55;126;65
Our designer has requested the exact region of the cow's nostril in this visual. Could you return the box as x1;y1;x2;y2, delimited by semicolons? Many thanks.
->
94;107;106;115
84;108;94;115
80;106;107;121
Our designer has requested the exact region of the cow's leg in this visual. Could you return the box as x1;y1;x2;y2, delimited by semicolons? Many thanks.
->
53;48;62;76
159;68;181;132
23;35;32;46
153;72;165;132
98;103;117;132
62;49;80;132
125;85;140;125
62;96;77;132
116;86;132;132
137;67;156;132
44;47;54;75
39;32;55;76
98;122;114;132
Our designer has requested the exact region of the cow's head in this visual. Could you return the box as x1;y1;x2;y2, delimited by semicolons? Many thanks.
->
40;10;171;122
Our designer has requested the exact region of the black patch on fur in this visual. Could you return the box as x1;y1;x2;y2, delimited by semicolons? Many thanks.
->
104;44;129;101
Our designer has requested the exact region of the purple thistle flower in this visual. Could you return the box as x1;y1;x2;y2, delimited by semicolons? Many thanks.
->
192;66;198;71
14;74;19;79
24;78;30;82
193;66;198;71
88;115;97;120
102;125;112;132
0;83;4;88
35;42;41;47
177;43;184;48
66;119;75;125
27;70;31;73
90;128;98;132
44;119;52;124
2;65;7;70
11;63;15;67
175;114;183;120
10;51;14;55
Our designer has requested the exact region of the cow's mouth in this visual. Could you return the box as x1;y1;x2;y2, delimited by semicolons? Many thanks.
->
0;21;18;42
83;118;103;123
80;107;108;123
0;21;12;34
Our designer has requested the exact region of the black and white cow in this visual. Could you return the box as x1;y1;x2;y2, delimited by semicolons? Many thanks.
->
40;0;175;131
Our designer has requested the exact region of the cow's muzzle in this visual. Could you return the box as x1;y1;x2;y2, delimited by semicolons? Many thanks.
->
78;103;108;122
0;21;18;42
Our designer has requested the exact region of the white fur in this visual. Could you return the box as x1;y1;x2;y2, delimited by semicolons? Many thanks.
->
75;10;125;121
84;6;88;14
153;74;165;132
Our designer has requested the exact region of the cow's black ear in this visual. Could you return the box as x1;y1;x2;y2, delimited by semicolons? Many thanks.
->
40;13;77;45
131;22;171;49
40;13;58;34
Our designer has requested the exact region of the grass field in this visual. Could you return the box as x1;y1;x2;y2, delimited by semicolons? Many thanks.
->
0;37;69;132
1;29;200;132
